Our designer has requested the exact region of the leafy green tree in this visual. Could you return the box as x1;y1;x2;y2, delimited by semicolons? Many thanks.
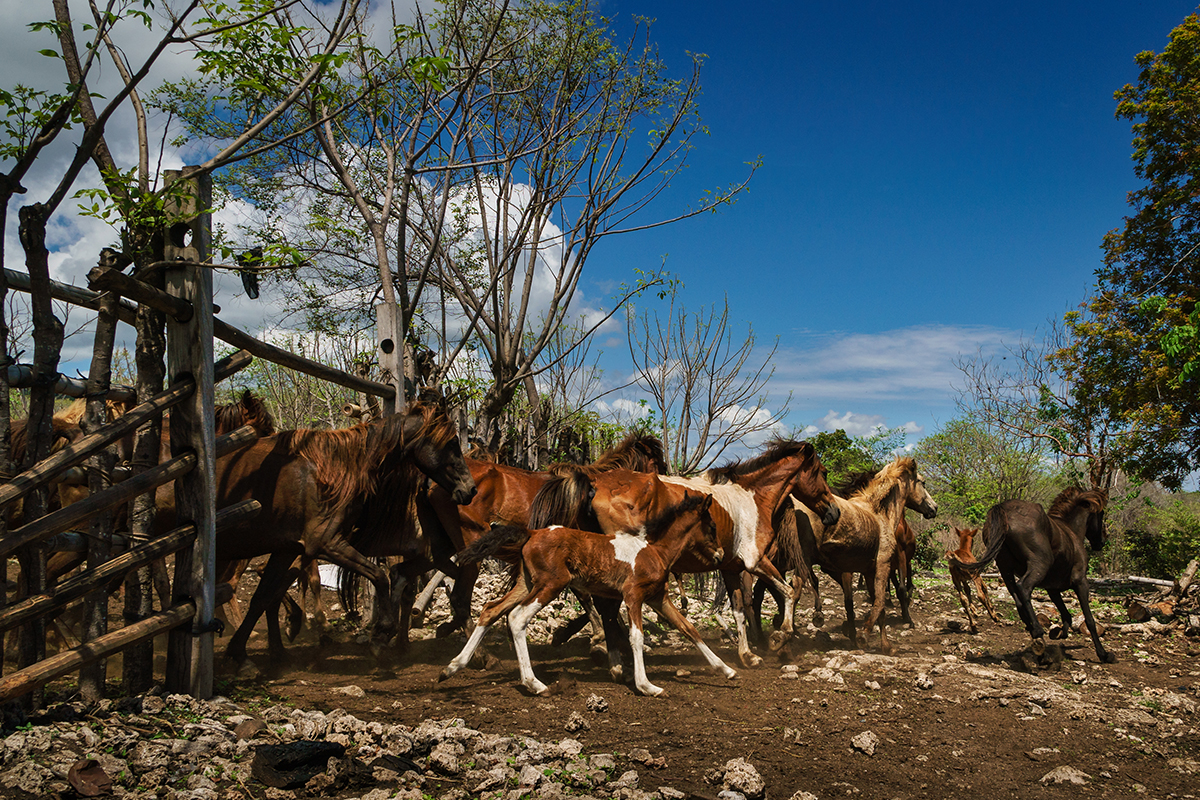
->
912;414;1053;526
807;429;874;485
1060;9;1200;487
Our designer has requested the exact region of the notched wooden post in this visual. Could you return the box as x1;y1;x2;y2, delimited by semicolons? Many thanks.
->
161;168;216;699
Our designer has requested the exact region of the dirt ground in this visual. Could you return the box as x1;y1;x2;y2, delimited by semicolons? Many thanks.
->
212;569;1200;800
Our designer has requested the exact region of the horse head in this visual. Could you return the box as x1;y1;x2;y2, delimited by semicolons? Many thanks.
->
788;442;841;527
1083;489;1109;552
404;402;477;505
680;491;723;566
899;458;938;519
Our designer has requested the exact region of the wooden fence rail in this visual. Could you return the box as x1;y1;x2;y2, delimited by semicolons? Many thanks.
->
0;350;251;511
0;499;260;636
0;425;259;560
0;583;235;704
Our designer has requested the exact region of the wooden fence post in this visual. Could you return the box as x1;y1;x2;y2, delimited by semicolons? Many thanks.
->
376;302;404;414
161;168;217;699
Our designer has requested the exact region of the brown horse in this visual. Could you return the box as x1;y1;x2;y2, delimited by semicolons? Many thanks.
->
439;491;734;696
529;439;840;669
949;488;1115;663
417;433;668;639
788;457;937;653
153;400;476;665
946;526;1001;633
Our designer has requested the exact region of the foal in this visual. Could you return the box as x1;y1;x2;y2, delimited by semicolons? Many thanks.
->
439;492;737;697
945;527;1000;633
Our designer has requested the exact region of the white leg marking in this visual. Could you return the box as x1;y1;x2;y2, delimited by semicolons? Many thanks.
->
508;601;548;695
444;624;489;677
629;623;663;696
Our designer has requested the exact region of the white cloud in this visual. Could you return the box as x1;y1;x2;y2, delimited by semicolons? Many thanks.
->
774;324;1014;404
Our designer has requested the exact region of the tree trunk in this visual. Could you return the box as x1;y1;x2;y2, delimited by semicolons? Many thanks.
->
17;203;64;711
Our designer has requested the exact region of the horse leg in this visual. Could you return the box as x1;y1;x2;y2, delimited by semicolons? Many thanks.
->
649;594;737;682
895;558;914;628
1047;589;1073;639
623;592;664;696
439;563;477;638
225;551;297;666
838;572;859;648
1072;580;1116;664
441;570;532;682
321;541;397;649
722;570;761;668
952;572;978;634
508;577;566;696
550;608;592;647
999;568;1046;655
412;569;445;629
748;555;795;639
673;572;689;614
806;560;824;628
748;576;769;647
975;575;1002;623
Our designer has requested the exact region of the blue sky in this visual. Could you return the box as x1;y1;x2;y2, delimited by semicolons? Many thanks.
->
580;1;1200;446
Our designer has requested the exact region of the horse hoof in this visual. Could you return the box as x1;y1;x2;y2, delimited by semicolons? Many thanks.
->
435;622;458;639
1031;637;1047;656
768;631;790;653
1101;651;1118;664
812;613;825;628
740;653;763;668
436;670;452;683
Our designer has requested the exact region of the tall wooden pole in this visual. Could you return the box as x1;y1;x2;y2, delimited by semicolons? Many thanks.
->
162;168;216;698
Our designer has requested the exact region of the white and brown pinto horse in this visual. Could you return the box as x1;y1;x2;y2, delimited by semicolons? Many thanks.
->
440;491;733;696
791;456;937;653
530;439;840;668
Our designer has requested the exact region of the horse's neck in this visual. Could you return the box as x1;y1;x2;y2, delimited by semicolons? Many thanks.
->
863;477;907;526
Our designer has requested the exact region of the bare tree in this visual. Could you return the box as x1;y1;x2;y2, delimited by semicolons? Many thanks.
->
627;287;788;474
955;319;1139;489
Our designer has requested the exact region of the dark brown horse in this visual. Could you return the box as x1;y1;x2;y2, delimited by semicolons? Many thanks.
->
439;491;734;696
154;400;476;665
529;439;840;669
949;488;1115;663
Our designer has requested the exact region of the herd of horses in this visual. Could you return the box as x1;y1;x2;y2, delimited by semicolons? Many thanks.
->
4;389;1116;697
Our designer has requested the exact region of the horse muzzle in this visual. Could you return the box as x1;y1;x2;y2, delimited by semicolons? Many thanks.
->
920;500;938;520
821;503;841;527
454;485;478;505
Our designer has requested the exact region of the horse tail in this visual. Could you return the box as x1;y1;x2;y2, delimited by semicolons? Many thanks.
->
338;563;365;621
775;507;805;573
528;471;596;530
950;505;1009;574
457;524;530;567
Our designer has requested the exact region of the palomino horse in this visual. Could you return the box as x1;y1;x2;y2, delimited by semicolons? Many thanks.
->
418;433;668;639
788;457;937;653
949;488;1115;663
528;439;841;669
945;526;1001;633
154;400;476;665
439;491;736;696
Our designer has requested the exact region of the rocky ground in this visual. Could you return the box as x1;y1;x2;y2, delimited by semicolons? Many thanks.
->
2;568;1198;800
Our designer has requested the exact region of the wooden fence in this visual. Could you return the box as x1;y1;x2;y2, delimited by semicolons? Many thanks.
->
0;168;397;707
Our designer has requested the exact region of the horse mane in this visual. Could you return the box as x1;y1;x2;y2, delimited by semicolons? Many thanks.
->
705;438;813;485
548;432;668;477
834;467;880;498
1048;486;1108;518
56;397;129;426
851;456;918;508
284;401;457;512
216;389;276;436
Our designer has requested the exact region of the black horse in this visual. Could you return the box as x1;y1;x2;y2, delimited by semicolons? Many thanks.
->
950;487;1116;664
